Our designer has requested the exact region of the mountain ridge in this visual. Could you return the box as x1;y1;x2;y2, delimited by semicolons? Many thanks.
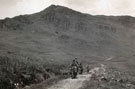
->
0;5;135;23
0;5;135;31
0;4;135;64
1;5;135;89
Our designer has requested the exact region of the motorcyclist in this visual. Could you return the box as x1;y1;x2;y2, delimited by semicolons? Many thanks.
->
70;58;79;79
78;63;83;74
71;58;79;67
86;65;90;73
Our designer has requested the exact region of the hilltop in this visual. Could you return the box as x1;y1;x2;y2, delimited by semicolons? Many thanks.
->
0;4;135;89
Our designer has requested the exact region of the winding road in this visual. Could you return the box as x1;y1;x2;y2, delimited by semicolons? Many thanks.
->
47;64;106;89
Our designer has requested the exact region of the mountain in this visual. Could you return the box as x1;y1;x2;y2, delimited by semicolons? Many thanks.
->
0;5;135;67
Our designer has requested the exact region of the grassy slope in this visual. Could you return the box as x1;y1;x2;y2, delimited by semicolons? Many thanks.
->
0;5;135;88
81;65;135;89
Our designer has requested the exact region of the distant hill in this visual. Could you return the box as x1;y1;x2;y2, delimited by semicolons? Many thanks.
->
0;5;135;65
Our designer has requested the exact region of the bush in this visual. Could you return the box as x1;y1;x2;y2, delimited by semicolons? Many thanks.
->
81;67;135;89
0;55;67;89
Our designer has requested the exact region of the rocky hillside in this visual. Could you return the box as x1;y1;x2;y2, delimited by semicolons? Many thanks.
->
0;4;135;89
0;4;135;68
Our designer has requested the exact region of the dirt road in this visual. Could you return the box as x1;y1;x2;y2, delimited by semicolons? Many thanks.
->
47;64;106;89
47;74;91;89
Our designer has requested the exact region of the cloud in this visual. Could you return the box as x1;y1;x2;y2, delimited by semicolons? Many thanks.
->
0;0;18;6
0;0;134;19
0;0;19;19
52;0;134;16
0;0;52;19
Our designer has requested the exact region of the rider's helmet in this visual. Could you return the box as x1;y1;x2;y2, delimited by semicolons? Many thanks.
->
72;59;76;63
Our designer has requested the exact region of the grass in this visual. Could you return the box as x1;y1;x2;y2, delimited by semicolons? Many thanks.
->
22;75;69;89
81;66;135;89
0;54;68;89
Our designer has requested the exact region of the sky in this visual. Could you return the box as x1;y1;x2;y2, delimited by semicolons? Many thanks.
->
0;0;134;19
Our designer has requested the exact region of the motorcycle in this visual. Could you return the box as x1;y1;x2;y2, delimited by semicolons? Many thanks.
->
70;66;78;79
78;67;83;74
